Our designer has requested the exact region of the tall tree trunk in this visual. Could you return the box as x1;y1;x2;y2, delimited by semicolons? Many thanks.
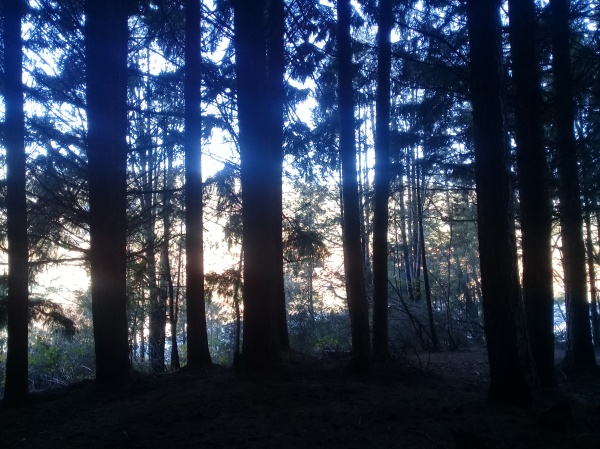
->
266;0;290;352
584;205;600;348
234;0;281;370
399;175;416;303
184;0;212;368
307;258;316;326
162;150;180;370
409;149;421;283
233;251;243;364
153;152;176;373
143;144;163;373
85;0;131;382
550;0;597;371
170;229;183;370
508;0;555;387
140;303;146;361
466;0;538;405
3;0;29;403
372;0;392;362
155;221;168;372
337;0;371;373
417;168;439;351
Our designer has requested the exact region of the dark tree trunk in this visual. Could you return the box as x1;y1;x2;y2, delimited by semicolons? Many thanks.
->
140;310;146;360
233;252;243;362
163;150;180;370
508;0;555;387
266;0;290;352
153;160;175;373
372;0;392;362
584;205;600;348
399;177;416;303
169;277;181;370
417;169;439;351
466;0;538;405
337;0;371;373
3;0;29;403
234;0;281;370
154;225;168;372
142;146;163;373
170;226;183;370
184;0;212;368
85;0;131;382
550;0;597;372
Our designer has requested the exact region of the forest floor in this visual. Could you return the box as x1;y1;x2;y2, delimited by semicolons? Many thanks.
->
1;349;599;449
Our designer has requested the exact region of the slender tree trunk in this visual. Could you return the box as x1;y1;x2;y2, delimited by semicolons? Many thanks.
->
155;224;168;372
445;188;455;347
85;0;131;382
140;302;146;361
307;258;316;326
550;0;597;371
3;0;29;403
170;231;183;370
337;0;371;373
153;157;175;373
233;252;243;364
399;177;415;302
466;0;539;405
584;206;600;348
234;0;281;370
143;145;163;373
410;151;421;283
508;0;555;386
184;0;212;368
168;280;180;370
417;168;439;351
372;0;392;362
161;150;179;371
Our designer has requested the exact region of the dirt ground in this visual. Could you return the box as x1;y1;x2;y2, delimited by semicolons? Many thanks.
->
1;350;599;449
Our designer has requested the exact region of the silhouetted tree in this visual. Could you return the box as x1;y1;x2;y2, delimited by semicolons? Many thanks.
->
233;0;282;369
466;0;538;405
337;0;371;372
508;0;555;386
266;0;290;351
550;0;597;371
185;0;212;368
372;0;392;362
85;0;131;382
3;0;29;403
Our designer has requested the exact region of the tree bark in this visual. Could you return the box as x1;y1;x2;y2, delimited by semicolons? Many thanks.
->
3;0;29;403
184;0;212;368
399;175;416;303
266;0;290;352
85;0;131;382
417;168;440;351
162;149;180;370
466;0;538;405
170;227;183;370
337;0;371;373
508;0;555;386
234;0;281;370
584;204;600;348
142;143;163;373
372;0;392;362
550;0;597;372
154;151;176;373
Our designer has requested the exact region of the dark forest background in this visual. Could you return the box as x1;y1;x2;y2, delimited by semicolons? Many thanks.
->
1;0;599;406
